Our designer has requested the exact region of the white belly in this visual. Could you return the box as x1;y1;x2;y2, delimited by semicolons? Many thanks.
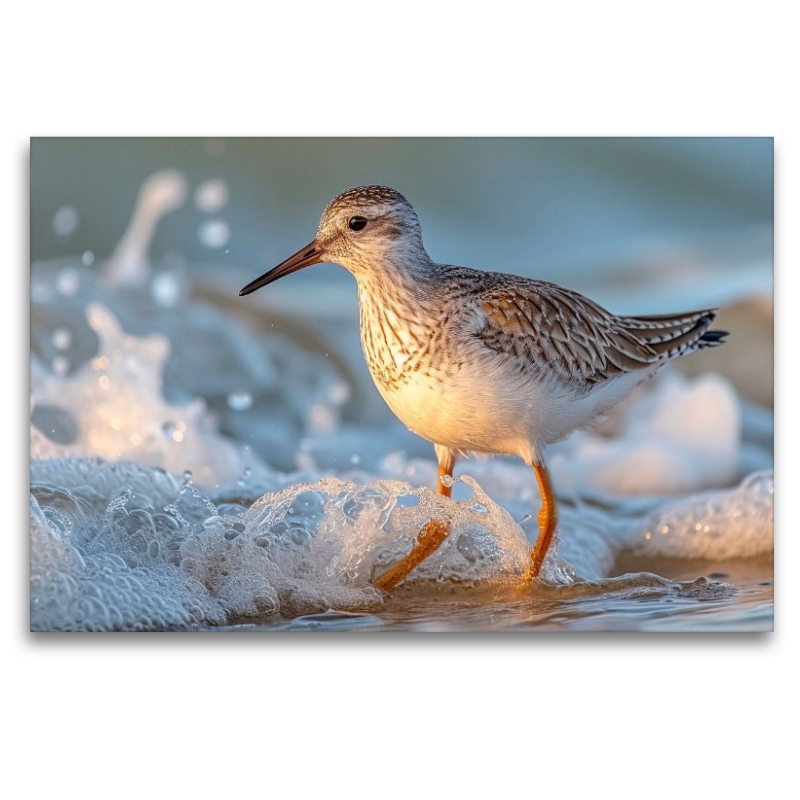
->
372;353;648;465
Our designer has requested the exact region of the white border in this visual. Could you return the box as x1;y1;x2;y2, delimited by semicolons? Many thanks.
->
6;3;793;796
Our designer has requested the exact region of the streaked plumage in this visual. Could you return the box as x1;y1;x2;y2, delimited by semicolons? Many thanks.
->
240;185;727;587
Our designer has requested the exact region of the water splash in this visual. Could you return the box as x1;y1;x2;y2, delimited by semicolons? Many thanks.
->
30;460;535;630
105;169;188;287
30;303;262;486
556;372;742;495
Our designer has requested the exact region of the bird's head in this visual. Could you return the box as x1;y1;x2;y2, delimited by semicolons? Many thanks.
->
239;185;428;296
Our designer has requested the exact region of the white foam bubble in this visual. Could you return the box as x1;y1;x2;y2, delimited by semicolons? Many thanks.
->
631;470;774;559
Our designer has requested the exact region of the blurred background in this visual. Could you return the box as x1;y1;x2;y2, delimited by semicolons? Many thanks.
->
31;138;773;305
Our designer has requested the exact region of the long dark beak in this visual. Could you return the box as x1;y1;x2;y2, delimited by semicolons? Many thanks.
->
239;241;324;296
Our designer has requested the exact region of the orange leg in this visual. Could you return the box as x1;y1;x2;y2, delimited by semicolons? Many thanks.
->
437;463;453;498
372;519;451;592
527;463;558;581
435;444;457;498
373;448;455;592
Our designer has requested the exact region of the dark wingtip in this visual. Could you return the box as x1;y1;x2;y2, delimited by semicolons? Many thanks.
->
700;329;729;343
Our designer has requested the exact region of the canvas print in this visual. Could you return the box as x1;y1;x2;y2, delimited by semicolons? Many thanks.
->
29;137;774;631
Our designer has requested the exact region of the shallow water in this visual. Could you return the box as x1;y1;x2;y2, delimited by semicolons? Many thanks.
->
29;168;774;633
193;554;771;632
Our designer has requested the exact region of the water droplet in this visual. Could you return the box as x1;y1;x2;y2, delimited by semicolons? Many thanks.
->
52;327;72;351
227;391;253;411
329;381;350;404
56;268;80;297
198;219;230;248
309;403;336;432
81;251;95;266
151;272;182;308
236;466;252;487
468;502;489;516
31;279;50;302
350;454;361;465
53;205;78;236
51;356;69;376
183;470;193;482
194;179;229;213
440;474;454;488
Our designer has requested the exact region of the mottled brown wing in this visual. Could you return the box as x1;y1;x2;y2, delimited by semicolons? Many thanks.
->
476;282;716;387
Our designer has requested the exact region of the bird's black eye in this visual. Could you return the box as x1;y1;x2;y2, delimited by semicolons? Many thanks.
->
348;216;368;232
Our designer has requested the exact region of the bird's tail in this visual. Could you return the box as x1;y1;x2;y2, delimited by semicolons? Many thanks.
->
620;309;728;360
697;328;729;347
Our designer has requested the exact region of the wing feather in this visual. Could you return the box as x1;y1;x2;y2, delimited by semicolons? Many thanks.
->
475;280;718;388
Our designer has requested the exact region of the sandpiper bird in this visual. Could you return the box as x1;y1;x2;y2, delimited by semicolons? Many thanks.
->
240;186;727;591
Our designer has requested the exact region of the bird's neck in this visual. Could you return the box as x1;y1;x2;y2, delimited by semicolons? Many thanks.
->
355;257;444;390
355;252;443;321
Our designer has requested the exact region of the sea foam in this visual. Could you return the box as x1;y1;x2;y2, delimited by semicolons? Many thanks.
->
31;459;540;630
